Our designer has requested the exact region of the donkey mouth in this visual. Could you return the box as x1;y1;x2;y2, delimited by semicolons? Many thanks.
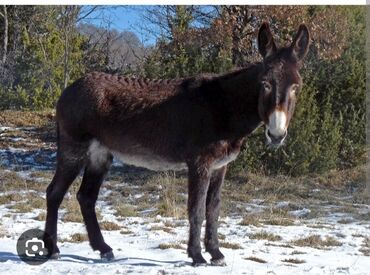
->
265;128;287;148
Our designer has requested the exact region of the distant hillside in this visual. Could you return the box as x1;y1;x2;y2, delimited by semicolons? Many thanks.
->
78;23;149;72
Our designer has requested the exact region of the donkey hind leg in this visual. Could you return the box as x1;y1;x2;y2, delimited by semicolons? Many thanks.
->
77;141;114;260
44;140;87;259
187;164;211;266
205;166;227;266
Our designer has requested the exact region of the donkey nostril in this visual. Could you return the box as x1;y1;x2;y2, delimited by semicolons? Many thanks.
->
267;130;286;143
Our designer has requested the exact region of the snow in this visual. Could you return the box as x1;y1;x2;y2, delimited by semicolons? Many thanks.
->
0;205;369;275
289;208;311;218
0;126;369;274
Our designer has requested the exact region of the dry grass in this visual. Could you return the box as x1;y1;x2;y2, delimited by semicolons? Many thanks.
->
150;225;174;234
60;184;101;223
100;221;122;231
249;231;282;242
244;256;267;263
0;169;49;193
149;173;187;219
67;233;89;243
34;211;46;221
239;214;262;227
291;250;307;255
61;195;84;223
0;225;7;238
218;233;226;241
219;241;242;249
27;194;45;209
158;242;184;250
239;208;296;227
113;203;137;218
234;173;311;202
359;237;370;256
265;243;294;248
120;228;134;235
0;110;54;127
0;193;23;204
0;171;28;192
306;223;335;229
291;235;342;249
7;202;34;213
282;258;306;264
337;218;354;224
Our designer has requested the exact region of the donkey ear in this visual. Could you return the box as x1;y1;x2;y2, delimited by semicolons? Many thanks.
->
290;24;310;61
258;22;277;59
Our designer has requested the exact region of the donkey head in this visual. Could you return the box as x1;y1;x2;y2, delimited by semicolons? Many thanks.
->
257;23;310;147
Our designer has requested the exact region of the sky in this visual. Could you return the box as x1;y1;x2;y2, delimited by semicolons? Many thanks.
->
80;6;159;46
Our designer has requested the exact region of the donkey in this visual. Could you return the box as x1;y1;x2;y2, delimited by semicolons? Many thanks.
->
43;23;309;266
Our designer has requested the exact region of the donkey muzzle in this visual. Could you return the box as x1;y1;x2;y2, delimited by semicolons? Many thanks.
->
265;128;287;147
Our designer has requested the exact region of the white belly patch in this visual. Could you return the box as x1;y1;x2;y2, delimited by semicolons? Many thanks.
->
88;139;186;171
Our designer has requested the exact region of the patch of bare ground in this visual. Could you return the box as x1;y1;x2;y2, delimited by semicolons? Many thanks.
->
291;235;342;249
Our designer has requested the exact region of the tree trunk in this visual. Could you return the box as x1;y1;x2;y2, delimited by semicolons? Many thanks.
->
1;5;8;64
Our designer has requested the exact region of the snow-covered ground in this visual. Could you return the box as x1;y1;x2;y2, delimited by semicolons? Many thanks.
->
0;125;369;275
0;208;369;275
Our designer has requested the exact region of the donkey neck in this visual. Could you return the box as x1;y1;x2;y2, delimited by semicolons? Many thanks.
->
208;63;264;138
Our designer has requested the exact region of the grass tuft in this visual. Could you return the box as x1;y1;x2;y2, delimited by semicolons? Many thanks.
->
249;231;282;242
282;258;306;264
100;221;122;231
244;256;267;263
291;235;342;249
158;242;184;250
67;233;89;243
149;173;187;219
219;241;242;249
114;204;137;218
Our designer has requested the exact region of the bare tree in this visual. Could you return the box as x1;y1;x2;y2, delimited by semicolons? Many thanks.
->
0;5;8;64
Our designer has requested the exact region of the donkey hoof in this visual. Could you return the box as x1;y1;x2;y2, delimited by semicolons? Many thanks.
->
191;254;207;267
192;261;207;267
101;251;114;261
50;252;60;260
211;257;226;266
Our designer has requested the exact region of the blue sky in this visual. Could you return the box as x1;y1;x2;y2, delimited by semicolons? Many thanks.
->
81;6;159;46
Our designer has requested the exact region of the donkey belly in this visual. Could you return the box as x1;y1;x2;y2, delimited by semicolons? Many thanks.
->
113;151;187;171
88;139;187;171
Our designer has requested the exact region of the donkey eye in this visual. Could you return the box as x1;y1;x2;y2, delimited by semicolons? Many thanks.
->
291;84;299;95
262;81;272;91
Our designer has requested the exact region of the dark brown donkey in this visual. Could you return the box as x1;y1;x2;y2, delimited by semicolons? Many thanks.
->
43;23;309;266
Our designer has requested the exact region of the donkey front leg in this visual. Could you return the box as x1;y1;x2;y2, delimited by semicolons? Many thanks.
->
187;164;211;266
77;153;114;260
205;165;227;266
